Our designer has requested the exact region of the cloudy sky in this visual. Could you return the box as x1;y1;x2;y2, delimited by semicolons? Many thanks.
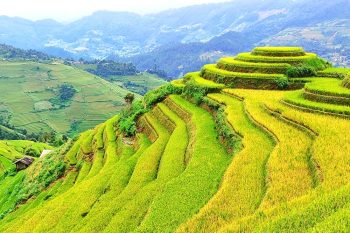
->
0;0;232;22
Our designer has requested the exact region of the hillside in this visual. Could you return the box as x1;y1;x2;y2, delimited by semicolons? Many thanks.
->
0;44;53;61
0;140;52;177
0;61;137;136
0;46;350;232
72;61;168;95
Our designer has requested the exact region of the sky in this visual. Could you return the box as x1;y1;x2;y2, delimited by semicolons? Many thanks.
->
0;0;232;22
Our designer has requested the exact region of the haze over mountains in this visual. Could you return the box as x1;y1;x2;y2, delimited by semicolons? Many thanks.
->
0;0;349;77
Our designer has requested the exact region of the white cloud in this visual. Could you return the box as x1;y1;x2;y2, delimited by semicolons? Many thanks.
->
0;0;232;22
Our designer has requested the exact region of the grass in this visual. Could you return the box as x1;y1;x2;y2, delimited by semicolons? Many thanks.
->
0;61;136;135
2;118;123;232
70;134;151;232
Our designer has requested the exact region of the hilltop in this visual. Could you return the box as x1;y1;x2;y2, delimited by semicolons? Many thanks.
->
0;46;350;232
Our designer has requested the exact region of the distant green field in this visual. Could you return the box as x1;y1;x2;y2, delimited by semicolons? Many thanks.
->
111;72;168;95
0;61;137;136
72;62;168;95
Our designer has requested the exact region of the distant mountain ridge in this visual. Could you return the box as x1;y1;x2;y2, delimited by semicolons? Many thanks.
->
0;0;349;77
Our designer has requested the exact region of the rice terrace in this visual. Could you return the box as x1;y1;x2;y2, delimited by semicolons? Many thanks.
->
1;0;350;232
0;45;349;232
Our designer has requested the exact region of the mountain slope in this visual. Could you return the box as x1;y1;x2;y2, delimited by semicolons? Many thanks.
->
0;47;349;232
0;61;137;136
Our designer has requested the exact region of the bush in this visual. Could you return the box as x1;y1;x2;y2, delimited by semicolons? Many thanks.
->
118;101;146;137
144;84;181;108
202;97;239;152
303;58;331;71
59;84;76;101
118;84;182;137
275;78;290;90
182;82;206;105
286;66;316;78
24;147;41;157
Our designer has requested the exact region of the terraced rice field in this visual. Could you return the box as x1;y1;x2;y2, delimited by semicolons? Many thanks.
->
1;47;350;232
0;61;136;135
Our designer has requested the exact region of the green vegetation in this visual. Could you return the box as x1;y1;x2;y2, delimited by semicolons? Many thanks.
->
58;84;76;102
235;52;318;64
0;44;52;61
251;47;306;56
138;95;230;232
183;72;225;90
0;140;53;177
1;46;350;232
317;67;350;79
110;72;168;95
0;61;136;136
73;60;168;95
284;90;350;116
217;58;291;74
286;65;316;78
71;60;137;77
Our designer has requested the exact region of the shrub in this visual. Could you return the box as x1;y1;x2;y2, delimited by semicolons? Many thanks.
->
118;101;146;137
202;97;239;152
144;84;181;108
182;82;206;105
303;58;331;71
286;66;316;78
275;78;290;90
58;84;76;101
118;84;181;137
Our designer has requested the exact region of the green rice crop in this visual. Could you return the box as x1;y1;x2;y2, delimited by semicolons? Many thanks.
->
235;52;317;64
202;64;286;80
137;95;230;232
251;47;306;57
284;90;350;116
184;72;225;89
217;57;291;74
178;93;275;232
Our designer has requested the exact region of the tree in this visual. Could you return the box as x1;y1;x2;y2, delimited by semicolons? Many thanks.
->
59;84;76;101
124;93;135;106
